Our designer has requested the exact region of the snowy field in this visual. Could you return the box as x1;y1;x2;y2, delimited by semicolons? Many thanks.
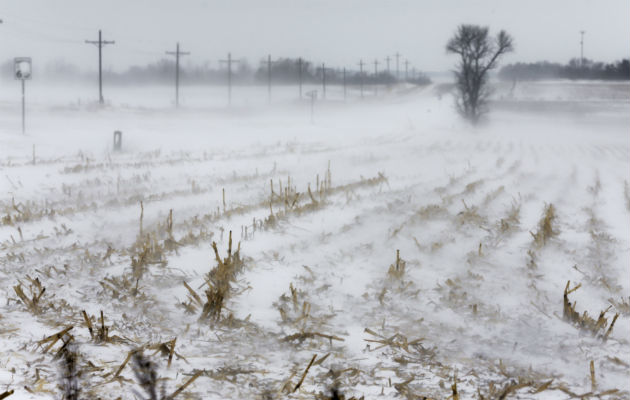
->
0;81;629;399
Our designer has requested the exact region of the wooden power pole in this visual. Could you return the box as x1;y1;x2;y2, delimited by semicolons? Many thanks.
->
321;63;328;100
342;67;347;100
165;42;190;108
580;30;586;67
373;59;379;96
358;60;365;98
265;54;276;104
85;30;115;105
219;52;240;106
297;57;303;99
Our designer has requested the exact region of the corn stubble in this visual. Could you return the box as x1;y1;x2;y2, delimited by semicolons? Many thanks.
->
3;158;628;399
563;281;618;340
200;231;244;322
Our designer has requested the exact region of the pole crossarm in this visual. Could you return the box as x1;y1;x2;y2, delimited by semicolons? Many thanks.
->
166;51;190;56
85;40;115;47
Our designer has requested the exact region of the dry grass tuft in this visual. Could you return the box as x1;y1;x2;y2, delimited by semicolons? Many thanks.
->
456;200;485;226
563;281;619;340
387;250;406;280
477;379;538;400
13;276;46;314
200;231;244;321
364;328;424;353
530;203;557;248
81;310;124;344
282;331;345;345
414;204;448;220
131;234;166;281
499;201;521;234
99;274;147;300
38;327;74;358
276;283;310;326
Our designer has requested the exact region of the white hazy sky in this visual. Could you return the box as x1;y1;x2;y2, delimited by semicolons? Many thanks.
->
1;0;628;73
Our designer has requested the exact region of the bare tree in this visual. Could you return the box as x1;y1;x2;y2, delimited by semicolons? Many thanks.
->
446;25;514;123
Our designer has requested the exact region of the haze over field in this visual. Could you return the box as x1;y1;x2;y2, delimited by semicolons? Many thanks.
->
0;2;629;400
0;0;629;73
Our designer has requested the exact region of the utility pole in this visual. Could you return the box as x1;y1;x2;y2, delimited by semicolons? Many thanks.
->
297;57;303;99
219;52;240;106
321;63;328;100
395;52;401;80
358;60;365;98
165;43;190;108
85;30;115;105
265;54;276;104
342;67;347;100
580;30;586;67
385;56;391;74
373;59;379;96
404;59;410;82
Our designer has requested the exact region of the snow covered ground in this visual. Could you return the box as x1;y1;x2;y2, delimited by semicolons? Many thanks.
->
0;81;628;399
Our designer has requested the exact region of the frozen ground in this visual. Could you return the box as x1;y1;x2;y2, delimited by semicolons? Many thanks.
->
0;81;629;399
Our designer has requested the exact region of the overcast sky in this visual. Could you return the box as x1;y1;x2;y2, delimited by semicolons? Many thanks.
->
1;0;628;73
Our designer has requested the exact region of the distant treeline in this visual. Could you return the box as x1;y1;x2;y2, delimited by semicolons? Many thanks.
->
499;58;630;81
1;57;431;86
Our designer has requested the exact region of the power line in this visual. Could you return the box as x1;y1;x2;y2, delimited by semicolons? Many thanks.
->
1;12;94;32
4;23;82;45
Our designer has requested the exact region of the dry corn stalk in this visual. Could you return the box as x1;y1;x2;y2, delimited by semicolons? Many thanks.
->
13;276;45;314
200;231;244;321
387;250;406;280
563;281;619;340
530;203;557;247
